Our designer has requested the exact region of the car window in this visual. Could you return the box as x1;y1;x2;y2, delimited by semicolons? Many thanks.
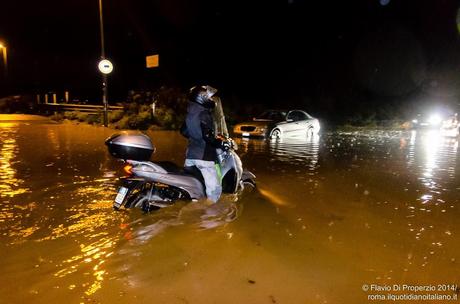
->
257;111;286;121
287;111;308;121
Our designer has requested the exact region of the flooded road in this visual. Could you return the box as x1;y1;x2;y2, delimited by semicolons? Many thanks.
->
0;115;458;303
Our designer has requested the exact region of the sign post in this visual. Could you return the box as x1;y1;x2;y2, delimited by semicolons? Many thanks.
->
146;54;159;117
98;59;113;127
98;0;110;127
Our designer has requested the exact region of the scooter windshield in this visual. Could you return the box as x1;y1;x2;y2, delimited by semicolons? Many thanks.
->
212;97;229;138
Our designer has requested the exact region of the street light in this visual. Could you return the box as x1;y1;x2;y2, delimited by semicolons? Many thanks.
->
0;42;7;78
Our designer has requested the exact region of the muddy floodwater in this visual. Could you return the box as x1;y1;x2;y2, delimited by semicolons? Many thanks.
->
0;115;459;303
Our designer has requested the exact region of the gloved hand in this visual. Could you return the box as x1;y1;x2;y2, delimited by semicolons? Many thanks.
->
221;140;231;151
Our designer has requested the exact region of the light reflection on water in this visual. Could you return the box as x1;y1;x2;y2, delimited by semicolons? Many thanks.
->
410;130;458;204
0;123;29;197
269;134;320;168
0;120;458;303
237;134;320;167
399;130;459;262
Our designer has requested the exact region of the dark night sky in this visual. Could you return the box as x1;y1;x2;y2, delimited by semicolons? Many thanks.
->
1;0;460;116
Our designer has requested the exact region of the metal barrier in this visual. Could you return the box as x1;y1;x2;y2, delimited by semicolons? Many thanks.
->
38;103;123;114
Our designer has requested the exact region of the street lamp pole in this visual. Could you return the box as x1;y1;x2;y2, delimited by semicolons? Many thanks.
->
0;43;7;78
98;0;108;127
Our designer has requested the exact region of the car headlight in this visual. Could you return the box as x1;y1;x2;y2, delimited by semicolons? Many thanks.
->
428;114;442;125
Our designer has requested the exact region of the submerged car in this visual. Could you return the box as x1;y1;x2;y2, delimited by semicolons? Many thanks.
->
233;109;320;138
411;107;457;129
411;113;444;129
233;110;286;137
410;109;459;137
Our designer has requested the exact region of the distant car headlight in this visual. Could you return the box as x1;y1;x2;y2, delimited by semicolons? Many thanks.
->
428;114;442;125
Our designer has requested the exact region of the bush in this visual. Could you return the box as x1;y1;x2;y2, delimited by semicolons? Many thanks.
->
125;102;139;115
114;116;130;129
0;98;7;112
85;114;101;125
125;87;188;128
0;95;36;113
108;110;124;123
64;111;78;121
53;87;191;130
129;111;151;130
50;113;64;122
76;112;89;122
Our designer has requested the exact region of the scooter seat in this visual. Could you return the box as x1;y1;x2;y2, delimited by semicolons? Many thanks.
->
155;161;205;186
155;161;184;174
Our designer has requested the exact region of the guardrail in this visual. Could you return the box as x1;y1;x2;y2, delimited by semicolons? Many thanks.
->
38;103;123;113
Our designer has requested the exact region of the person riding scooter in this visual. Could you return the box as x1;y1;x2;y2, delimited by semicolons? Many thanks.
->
180;85;230;203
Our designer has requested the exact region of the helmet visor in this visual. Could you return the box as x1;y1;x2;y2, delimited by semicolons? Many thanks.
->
204;85;218;99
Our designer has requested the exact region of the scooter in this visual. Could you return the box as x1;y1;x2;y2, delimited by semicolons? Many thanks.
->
105;99;256;212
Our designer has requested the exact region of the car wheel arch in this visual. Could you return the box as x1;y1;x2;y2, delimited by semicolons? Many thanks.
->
270;128;282;138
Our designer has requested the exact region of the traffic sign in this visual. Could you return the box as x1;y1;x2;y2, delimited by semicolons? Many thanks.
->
98;59;113;74
146;54;159;68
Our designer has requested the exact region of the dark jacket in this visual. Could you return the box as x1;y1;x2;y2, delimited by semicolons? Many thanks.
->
180;101;222;161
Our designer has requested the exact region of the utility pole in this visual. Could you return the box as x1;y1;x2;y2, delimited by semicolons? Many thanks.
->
98;0;109;127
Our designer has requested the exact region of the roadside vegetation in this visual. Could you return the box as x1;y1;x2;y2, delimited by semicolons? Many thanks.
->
0;95;37;113
1;87;434;131
50;87;189;130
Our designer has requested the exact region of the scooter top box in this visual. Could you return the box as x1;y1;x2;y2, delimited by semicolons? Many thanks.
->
105;131;155;161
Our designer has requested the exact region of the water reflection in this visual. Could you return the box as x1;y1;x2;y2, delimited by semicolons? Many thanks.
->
0;123;29;197
269;134;320;168
54;235;116;296
235;134;320;169
235;137;267;155
408;130;458;204
39;180;123;297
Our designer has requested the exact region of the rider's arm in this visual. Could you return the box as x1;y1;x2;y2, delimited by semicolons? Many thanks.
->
200;111;223;148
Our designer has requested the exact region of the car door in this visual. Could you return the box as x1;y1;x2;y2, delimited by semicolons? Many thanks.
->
282;110;308;135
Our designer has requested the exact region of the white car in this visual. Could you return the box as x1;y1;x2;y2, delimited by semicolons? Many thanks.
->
269;110;320;139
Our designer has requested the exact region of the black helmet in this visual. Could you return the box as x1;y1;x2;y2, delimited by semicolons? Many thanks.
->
189;85;218;108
